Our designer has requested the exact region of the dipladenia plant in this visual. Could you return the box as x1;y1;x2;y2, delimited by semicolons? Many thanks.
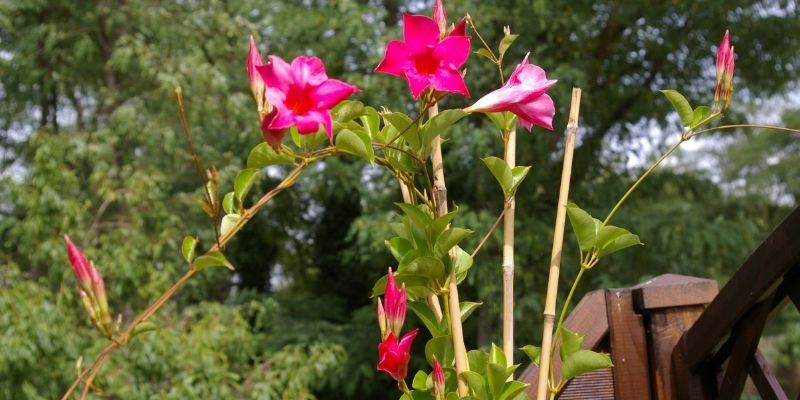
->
59;2;800;399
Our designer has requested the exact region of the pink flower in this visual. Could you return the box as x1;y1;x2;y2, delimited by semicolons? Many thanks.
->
432;356;445;400
375;13;470;99
63;234;112;336
377;328;419;382
382;267;407;337
248;39;358;146
714;30;735;111
464;53;557;130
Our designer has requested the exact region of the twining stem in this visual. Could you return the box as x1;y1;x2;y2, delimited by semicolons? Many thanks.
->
428;100;469;396
692;123;800;136
62;162;309;400
536;88;581;400
547;265;587;400
501;128;516;367
470;197;513;259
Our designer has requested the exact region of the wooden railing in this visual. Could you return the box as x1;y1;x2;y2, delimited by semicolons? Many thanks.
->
519;206;800;399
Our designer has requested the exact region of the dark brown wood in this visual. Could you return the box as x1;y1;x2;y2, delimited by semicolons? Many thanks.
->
784;270;800;312
648;305;707;400
521;290;609;397
632;274;718;310
556;368;615;400
717;294;774;400
605;288;651;399
682;207;800;370
748;350;788;400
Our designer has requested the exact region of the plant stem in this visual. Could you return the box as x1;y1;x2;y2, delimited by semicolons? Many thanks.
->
428;100;469;396
470;197;512;259
501;128;516;368
62;162;309;400
691;123;800;136
536;88;581;400
602;139;682;226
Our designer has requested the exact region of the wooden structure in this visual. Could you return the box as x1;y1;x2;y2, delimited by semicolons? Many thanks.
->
520;206;800;399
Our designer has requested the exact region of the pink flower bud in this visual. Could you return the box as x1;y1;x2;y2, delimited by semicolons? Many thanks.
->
433;356;445;400
433;0;448;34
63;234;92;291
248;36;268;115
384;267;407;336
377;297;388;339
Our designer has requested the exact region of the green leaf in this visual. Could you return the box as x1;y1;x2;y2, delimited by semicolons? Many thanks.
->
181;236;197;263
482;156;513;193
468;349;488;375
397;203;433;228
412;370;429;391
386;237;414;262
489;343;507;367
486;112;507;131
222;192;236;214
331;99;365;123
234;168;260;204
453;246;473;284
220;213;241;238
434;227;473;258
422;109;466;148
559;326;584;361
193;251;234;271
561;350;613;382
360;107;381;140
487;362;510;398
409;300;445;337
246;142;294;169
594;225;629;251
498;380;528;400
460;301;482;322
429;209;458;240
335;128;374;162
598;233;643;258
521;345;541;366
475;48;495;62
691;105;712;128
498;34;520;59
566;204;599;251
509;165;531;194
660;89;694;127
425;335;455;367
384;112;420;150
461;371;489;400
399;256;445;280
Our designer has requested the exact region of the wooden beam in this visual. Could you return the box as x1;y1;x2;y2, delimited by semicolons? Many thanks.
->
605;288;651;399
747;350;788;400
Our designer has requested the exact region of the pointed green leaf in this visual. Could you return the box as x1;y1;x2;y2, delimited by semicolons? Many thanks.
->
475;48;495;62
335;128;374;162
486;112;507;131
360;106;381;139
498;34;520;58
566;204;599;251
454;246;473;284
412;370;429;391
559;326;584;361
386;237;414;262
660;89;694;127
384;112;420;150
425;335;455;367
521;345;541;366
461;370;489;400
482;156;513;193
561;350;613;382
691;105;712;128
181;236;197;263
434;227;473;258
598;233;643;258
487;362;510;398
595;225;629;251
234;168;261;204
222;192;236;214
509;165;531;193
468;349;488;375
422;109;466;146
460;301;482;322
430;208;458;240
409;300;445;337
498;380;528;400
220;213;241;238
399;256;445;280
246;142;294;169
397;203;433;227
193;251;234;271
331;99;365;123
489;343;507;367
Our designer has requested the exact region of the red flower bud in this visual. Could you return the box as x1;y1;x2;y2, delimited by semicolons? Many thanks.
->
63;234;92;291
384;267;407;337
433;356;445;400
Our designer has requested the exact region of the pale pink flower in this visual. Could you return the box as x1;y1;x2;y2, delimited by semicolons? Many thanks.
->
375;14;470;99
464;53;557;130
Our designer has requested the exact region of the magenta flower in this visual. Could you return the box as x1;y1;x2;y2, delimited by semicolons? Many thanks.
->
464;54;557;130
63;234;112;336
382;267;407;337
432;356;445;400
377;328;419;382
714;30;735;111
375;13;470;99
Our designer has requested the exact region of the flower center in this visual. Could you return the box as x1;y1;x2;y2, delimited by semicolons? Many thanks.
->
285;85;314;114
413;50;439;75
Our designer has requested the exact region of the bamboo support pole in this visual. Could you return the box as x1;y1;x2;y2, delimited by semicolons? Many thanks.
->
502;128;516;367
535;88;581;399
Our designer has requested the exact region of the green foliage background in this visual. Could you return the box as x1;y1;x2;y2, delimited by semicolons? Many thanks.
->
1;0;798;398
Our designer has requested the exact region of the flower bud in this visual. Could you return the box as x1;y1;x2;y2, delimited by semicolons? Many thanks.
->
433;356;445;400
63;234;92;292
376;297;388;340
384;267;407;337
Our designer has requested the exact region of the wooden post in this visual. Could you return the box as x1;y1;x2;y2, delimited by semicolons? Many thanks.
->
605;288;651;399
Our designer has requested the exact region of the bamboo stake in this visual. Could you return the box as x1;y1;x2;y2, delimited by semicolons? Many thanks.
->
535;88;581;399
501;128;516;367
429;102;469;396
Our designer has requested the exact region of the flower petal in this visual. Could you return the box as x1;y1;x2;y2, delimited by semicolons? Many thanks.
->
267;107;296;131
403;14;441;53
433;36;470;69
449;17;467;37
261;55;293;93
430;68;469;97
397;328;419;353
404;71;432;99
293;111;325;135
513;94;555;131
375;40;410;77
290;56;328;86
313;79;359;109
